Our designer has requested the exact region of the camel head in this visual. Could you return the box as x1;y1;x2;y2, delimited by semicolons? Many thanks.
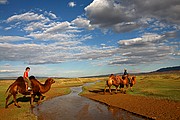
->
46;78;55;85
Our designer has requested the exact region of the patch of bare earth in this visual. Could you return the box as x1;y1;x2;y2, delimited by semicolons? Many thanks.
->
82;93;180;120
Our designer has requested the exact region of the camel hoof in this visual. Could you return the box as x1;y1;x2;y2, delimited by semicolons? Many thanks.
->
31;105;35;108
124;91;126;94
15;105;21;108
17;106;21;108
5;105;8;108
14;104;21;108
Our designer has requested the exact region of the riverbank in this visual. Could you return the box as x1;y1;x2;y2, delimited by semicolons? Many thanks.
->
81;73;180;120
0;77;104;120
0;73;180;120
82;93;180;120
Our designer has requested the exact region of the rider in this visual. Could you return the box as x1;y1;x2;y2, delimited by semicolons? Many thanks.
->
23;67;32;91
123;69;131;84
124;69;128;75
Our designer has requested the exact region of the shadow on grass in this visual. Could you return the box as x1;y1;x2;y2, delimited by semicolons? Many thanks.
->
7;96;45;107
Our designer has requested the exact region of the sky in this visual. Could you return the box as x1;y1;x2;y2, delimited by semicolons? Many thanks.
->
0;0;179;77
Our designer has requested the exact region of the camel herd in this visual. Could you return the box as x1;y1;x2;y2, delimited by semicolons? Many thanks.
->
5;74;136;108
104;74;136;94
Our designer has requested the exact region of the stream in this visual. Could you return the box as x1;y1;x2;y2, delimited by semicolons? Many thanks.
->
33;83;148;120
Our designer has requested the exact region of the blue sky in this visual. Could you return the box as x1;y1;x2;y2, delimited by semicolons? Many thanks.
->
0;0;179;77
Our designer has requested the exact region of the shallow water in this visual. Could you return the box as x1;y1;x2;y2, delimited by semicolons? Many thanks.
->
33;84;148;120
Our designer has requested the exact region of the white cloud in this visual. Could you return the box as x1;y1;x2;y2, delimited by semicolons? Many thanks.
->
119;33;165;46
45;11;57;19
85;0;180;33
109;33;175;65
68;2;76;7
1;9;178;67
0;0;7;4
0;36;31;42
45;21;71;33
0;70;18;73
23;22;47;32
72;17;94;30
6;12;50;23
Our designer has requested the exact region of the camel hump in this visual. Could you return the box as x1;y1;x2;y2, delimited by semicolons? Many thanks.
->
29;76;36;80
5;76;24;94
16;76;24;82
109;74;114;78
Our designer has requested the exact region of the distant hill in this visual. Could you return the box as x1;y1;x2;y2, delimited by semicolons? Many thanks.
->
155;66;180;72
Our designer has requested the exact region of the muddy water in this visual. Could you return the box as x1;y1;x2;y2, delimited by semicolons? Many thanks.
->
33;85;147;120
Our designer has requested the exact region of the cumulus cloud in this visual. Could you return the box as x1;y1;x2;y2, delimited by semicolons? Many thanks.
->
72;17;94;30
68;2;76;7
1;9;178;67
0;0;7;4
0;41;118;65
85;0;180;33
109;33;176;65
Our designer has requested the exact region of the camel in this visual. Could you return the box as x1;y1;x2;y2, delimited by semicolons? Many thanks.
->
5;76;55;108
104;74;136;94
129;76;136;91
104;74;122;94
119;75;129;94
120;74;136;93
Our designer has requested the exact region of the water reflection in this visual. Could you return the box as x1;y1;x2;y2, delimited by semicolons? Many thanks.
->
33;86;147;120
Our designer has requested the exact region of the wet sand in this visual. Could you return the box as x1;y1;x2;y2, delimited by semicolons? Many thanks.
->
82;93;180;120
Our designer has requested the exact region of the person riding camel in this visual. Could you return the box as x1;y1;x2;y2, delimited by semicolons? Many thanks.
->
123;69;131;84
23;67;32;91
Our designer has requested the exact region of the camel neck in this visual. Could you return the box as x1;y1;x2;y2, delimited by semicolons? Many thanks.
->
39;81;52;94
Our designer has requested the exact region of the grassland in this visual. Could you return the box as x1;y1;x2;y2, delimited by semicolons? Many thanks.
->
81;72;180;101
80;72;180;120
0;77;104;120
0;72;180;120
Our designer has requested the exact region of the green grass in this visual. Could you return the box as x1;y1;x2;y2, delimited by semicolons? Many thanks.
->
0;79;71;120
81;73;180;101
129;73;180;101
1;73;179;120
0;77;105;120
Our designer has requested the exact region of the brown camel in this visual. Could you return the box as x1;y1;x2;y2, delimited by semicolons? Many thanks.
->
104;74;122;94
120;74;136;93
129;76;136;91
5;76;55;108
119;75;129;94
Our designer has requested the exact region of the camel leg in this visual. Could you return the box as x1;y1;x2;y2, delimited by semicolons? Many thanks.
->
13;94;21;108
115;86;118;94
5;94;12;108
37;94;43;105
123;84;128;94
104;85;107;94
30;94;35;108
130;84;133;92
109;86;112;94
130;87;133;92
120;84;124;93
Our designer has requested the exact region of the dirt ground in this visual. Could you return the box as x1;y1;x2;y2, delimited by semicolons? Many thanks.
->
82;92;180;120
